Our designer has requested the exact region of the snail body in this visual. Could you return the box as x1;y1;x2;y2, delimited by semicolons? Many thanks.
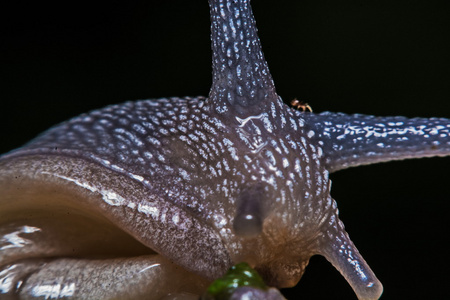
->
1;1;449;299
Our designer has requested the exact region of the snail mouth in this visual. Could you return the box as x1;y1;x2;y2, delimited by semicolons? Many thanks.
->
0;156;209;299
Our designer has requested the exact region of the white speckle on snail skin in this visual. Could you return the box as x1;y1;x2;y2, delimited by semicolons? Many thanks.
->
102;191;126;207
31;282;76;298
0;0;450;299
138;204;160;219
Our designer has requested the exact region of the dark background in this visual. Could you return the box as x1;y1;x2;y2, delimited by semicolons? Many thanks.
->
1;1;449;299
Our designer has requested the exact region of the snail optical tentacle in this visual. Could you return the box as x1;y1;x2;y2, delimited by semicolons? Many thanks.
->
208;0;278;115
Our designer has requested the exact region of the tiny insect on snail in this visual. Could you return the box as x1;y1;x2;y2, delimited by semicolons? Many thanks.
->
290;99;313;112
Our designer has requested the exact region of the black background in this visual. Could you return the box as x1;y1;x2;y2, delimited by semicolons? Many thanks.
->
1;1;449;299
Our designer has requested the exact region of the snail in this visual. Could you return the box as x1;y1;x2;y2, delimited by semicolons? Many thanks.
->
1;0;449;299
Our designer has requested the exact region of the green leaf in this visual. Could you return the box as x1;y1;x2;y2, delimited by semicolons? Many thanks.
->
203;262;267;300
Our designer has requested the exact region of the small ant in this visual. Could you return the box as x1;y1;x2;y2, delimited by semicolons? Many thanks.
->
290;98;313;112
